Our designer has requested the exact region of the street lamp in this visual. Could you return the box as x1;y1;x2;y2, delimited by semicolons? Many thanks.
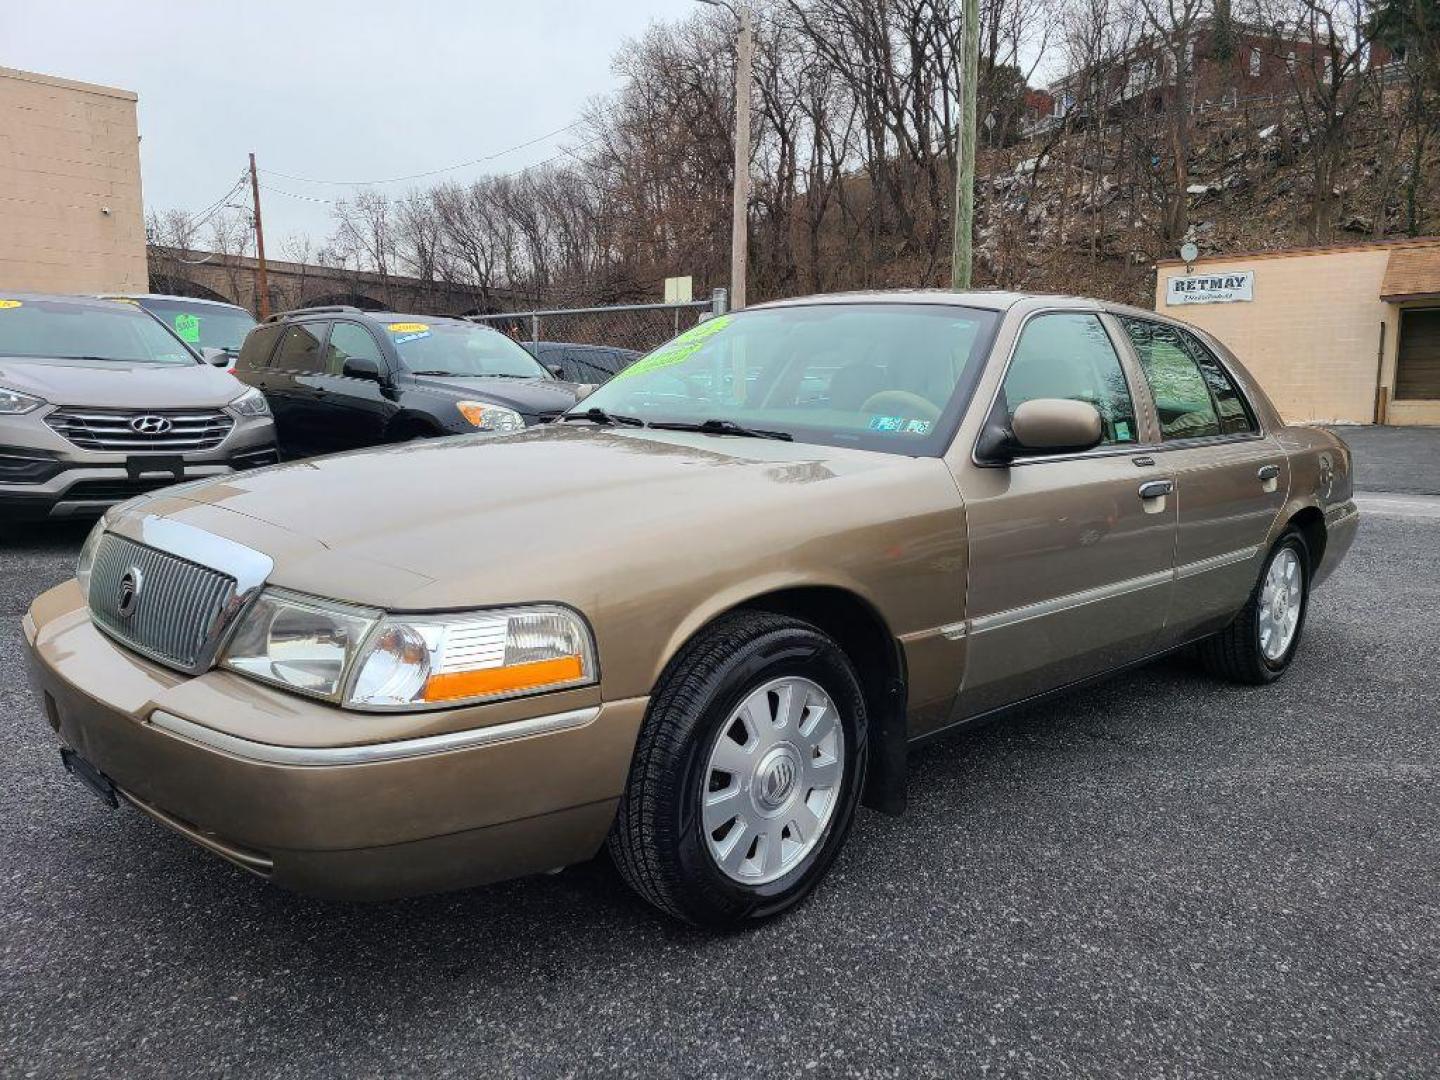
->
698;0;752;310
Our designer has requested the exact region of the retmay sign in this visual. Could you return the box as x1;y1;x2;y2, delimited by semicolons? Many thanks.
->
1166;270;1254;305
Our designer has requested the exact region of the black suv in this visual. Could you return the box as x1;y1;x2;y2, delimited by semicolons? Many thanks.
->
234;308;585;457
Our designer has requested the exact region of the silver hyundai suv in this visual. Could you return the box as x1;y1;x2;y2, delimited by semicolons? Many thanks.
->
0;293;278;521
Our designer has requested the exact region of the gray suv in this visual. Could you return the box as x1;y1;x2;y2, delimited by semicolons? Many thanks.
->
0;293;278;521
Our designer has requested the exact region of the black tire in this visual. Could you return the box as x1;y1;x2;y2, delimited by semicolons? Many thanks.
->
1196;530;1311;685
608;611;869;927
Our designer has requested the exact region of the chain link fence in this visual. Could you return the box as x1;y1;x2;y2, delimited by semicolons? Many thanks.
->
467;291;728;383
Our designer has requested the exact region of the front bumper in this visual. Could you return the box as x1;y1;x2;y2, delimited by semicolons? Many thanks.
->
0;412;278;520
23;580;646;899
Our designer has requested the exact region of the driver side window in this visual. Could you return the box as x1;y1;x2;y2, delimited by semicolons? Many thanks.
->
1002;313;1138;446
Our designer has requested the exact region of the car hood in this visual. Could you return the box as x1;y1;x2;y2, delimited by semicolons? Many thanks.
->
112;425;937;611
0;356;243;409
409;374;582;415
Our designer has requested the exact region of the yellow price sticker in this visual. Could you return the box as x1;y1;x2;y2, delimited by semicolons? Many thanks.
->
0;300;22;310
387;322;429;334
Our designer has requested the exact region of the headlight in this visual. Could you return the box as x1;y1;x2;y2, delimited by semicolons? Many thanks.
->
347;605;595;709
456;401;524;432
76;518;106;603
221;590;379;700
0;386;43;414
228;386;271;418
219;592;595;710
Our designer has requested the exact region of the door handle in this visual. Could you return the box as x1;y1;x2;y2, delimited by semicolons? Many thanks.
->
1138;479;1173;500
1257;464;1280;481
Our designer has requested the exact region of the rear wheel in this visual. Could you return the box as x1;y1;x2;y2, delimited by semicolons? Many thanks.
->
1197;531;1311;684
608;611;868;926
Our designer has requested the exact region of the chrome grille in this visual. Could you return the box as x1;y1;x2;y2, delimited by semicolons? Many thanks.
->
46;408;235;452
89;533;237;671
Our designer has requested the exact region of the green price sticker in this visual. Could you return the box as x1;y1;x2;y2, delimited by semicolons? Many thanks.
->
173;313;201;344
614;316;731;380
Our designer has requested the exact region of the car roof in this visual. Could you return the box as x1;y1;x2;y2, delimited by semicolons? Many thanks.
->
529;341;639;354
273;308;483;328
100;293;252;312
1;291;166;312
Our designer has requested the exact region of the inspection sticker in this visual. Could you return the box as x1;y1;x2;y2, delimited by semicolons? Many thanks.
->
868;415;931;434
0;300;22;310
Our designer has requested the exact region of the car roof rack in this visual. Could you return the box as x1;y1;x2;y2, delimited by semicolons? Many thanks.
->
264;305;368;322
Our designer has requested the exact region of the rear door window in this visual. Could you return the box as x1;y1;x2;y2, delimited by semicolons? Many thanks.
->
236;323;284;371
1001;313;1138;446
272;323;327;374
1120;318;1221;440
1177;330;1257;434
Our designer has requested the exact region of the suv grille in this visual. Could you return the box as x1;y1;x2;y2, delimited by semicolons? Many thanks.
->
46;408;235;453
89;533;236;671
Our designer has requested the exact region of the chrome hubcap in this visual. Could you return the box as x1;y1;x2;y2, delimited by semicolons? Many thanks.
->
701;676;845;885
1259;547;1303;662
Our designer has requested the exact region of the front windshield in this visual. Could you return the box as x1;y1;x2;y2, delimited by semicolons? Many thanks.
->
136;298;257;352
383;320;550;378
0;298;197;364
576;303;1000;454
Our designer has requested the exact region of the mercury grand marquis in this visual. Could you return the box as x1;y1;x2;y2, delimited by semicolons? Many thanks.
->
24;292;1359;926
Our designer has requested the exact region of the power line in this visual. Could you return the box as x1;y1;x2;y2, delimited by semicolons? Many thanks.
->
259;121;587;187
260;136;604;207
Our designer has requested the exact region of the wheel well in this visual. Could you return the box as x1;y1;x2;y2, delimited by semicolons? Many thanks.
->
1287;506;1326;574
735;586;908;814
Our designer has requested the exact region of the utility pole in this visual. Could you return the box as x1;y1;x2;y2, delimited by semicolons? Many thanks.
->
729;4;753;310
951;0;980;290
699;0;752;311
248;152;272;319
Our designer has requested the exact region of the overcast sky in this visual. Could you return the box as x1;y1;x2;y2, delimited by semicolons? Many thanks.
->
4;0;702;249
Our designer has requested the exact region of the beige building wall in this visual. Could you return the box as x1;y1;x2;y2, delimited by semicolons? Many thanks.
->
0;67;147;294
1154;240;1440;427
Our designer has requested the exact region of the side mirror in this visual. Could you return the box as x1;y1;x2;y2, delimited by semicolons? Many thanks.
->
545;363;565;380
978;398;1103;462
1012;398;1103;452
573;383;596;401
342;356;385;382
201;347;230;367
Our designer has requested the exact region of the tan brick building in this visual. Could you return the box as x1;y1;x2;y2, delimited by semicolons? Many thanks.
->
1154;238;1440;427
0;66;147;294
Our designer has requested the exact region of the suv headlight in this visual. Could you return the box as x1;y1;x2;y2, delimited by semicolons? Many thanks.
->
228;386;271;418
0;386;44;414
76;517;106;603
456;401;524;432
220;591;595;710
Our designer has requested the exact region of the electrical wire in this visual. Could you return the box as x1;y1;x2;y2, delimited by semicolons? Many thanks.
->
259;121;587;187
260;135;603;206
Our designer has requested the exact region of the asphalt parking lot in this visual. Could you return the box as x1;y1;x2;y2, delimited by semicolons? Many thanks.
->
2;431;1437;1078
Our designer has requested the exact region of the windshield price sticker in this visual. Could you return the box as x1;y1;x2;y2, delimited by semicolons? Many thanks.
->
173;313;201;343
615;316;731;380
387;322;429;334
0;300;21;310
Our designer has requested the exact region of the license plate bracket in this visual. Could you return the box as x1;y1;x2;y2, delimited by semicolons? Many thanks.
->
125;455;185;482
60;748;119;809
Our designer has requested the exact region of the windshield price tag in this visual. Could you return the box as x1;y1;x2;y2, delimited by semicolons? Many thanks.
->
615;316;730;381
0;300;21;310
173;313;201;343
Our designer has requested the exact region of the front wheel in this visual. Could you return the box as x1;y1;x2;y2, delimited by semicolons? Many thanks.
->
1196;531;1311;684
608;611;868;927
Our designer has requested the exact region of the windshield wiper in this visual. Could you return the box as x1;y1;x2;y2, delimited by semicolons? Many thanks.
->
560;407;647;428
411;370;534;379
649;418;793;441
